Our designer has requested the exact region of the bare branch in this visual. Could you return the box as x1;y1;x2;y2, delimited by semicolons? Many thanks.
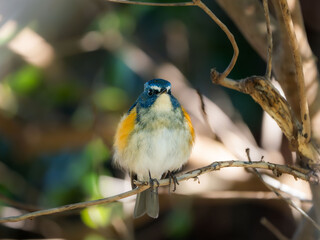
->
261;217;289;240
192;0;238;82
278;0;311;143
246;149;320;231
263;0;272;79
212;75;298;145
106;0;239;86
0;185;149;223
265;178;320;231
196;90;215;139
106;0;195;7
0;159;316;223
0;194;39;212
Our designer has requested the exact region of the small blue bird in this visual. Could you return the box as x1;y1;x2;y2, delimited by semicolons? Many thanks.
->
113;79;194;218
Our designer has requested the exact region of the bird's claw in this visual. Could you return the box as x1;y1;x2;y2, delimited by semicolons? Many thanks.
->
168;171;179;193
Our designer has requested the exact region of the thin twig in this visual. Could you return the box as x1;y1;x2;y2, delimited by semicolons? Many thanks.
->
278;0;311;143
0;159;316;223
267;180;320;231
0;194;39;212
105;0;239;86
196;89;215;138
192;0;239;82
106;0;195;7
246;149;320;231
0;185;149;223
260;174;310;202
263;0;272;80
261;217;289;240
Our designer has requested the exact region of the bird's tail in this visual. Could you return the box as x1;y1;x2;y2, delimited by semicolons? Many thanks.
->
133;188;159;218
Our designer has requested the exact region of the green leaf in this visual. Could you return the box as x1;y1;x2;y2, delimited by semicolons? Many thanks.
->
81;205;112;229
7;65;42;95
84;234;107;240
84;138;110;165
92;87;128;111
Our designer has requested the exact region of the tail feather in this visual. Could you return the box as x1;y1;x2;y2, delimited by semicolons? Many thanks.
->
146;188;159;218
134;189;159;218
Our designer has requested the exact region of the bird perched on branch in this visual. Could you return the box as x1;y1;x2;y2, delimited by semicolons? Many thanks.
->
114;79;194;218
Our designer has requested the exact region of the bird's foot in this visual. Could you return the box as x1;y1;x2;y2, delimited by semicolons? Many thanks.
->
168;171;179;193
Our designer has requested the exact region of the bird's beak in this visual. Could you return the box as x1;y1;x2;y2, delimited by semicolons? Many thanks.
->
160;88;167;94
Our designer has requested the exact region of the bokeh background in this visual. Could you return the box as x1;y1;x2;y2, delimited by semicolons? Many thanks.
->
0;0;318;239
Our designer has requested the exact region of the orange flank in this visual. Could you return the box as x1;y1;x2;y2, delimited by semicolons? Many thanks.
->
182;107;195;145
114;107;137;151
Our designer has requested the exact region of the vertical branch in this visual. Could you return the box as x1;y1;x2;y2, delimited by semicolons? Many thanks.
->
263;0;272;80
278;0;311;143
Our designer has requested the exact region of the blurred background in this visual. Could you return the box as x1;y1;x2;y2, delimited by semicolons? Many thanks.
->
0;0;318;239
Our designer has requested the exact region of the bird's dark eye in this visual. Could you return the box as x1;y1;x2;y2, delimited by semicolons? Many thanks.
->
147;89;154;96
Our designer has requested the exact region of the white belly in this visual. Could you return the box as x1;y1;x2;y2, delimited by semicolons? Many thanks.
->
127;127;191;180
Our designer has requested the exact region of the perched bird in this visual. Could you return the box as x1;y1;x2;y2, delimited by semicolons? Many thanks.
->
113;79;195;218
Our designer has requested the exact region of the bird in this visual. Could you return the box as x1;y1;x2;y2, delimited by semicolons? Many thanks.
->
113;78;195;218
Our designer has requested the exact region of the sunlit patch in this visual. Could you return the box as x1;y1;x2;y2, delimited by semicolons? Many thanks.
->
123;44;154;76
79;31;103;51
0;20;17;44
8;27;54;67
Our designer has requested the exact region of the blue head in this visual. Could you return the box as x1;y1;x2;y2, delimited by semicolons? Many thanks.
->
129;79;180;113
144;79;172;95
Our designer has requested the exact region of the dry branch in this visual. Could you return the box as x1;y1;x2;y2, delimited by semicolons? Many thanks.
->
246;149;320;231
0;160;316;223
106;0;239;84
212;0;320;236
278;0;311;143
261;217;289;240
210;0;320;169
106;0;194;6
263;0;272;80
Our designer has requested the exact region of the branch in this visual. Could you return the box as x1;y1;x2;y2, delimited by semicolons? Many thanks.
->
278;0;311;144
263;0;272;80
0;185;149;223
196;89;215;139
106;0;194;6
210;75;299;147
245;149;320;231
192;0;238;82
210;0;320;168
0;160;316;223
105;0;239;83
261;217;289;240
